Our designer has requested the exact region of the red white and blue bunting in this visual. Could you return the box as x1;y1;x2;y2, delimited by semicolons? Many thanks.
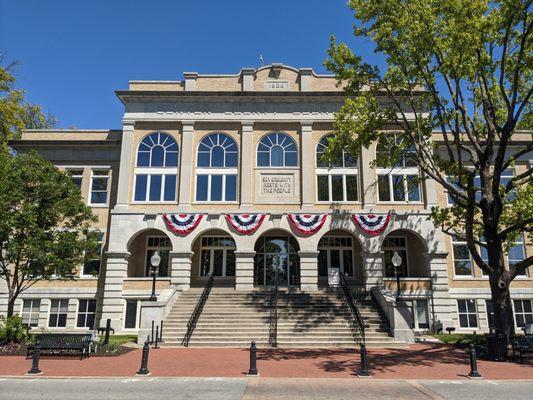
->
352;213;391;236
225;213;266;235
162;213;203;235
288;214;327;235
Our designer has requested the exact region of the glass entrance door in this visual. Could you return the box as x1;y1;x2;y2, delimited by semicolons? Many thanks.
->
254;236;300;287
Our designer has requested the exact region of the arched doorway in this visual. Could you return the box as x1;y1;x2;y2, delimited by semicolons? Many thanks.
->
254;230;300;287
127;229;172;278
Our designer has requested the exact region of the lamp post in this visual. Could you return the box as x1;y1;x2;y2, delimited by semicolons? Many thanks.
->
392;251;402;301
149;250;161;301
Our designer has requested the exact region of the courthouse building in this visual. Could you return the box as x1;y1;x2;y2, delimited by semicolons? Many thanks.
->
3;64;532;347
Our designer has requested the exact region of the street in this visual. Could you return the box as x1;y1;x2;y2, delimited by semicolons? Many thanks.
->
1;377;532;400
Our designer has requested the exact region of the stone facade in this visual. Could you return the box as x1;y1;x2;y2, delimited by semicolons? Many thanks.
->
4;64;532;338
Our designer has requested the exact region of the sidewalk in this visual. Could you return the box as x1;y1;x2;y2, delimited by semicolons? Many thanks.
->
1;344;531;380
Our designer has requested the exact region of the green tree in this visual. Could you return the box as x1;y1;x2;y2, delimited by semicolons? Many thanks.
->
0;149;97;317
0;60;56;144
325;0;532;336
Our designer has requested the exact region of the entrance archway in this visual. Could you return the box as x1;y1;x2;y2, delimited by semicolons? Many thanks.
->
254;230;300;287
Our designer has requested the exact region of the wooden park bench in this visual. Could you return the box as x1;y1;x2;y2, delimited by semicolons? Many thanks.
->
27;333;93;360
511;335;533;364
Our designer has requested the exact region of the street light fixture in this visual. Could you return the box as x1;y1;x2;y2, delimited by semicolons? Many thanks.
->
149;250;161;301
392;251;402;301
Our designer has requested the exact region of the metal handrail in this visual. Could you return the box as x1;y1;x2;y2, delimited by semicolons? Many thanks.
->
269;275;278;347
181;273;214;347
339;271;365;345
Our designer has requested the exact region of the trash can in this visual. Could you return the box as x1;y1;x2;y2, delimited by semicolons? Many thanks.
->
487;333;508;361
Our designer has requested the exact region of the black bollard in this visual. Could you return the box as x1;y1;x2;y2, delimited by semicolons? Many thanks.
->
468;344;481;378
358;344;370;377
159;320;164;342
137;341;150;375
27;341;42;374
103;318;111;346
247;341;258;376
154;326;160;349
151;321;155;344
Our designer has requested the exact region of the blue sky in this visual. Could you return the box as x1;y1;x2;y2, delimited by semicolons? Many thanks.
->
0;1;380;129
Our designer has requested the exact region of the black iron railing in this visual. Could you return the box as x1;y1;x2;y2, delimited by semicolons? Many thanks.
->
181;273;214;347
339;271;365;345
269;275;278;347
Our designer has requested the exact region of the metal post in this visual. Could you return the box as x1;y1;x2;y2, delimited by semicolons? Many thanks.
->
468;344;481;378
154;326;160;349
358;344;370;377
103;318;111;346
137;341;150;375
149;270;157;301
151;320;155;344
159;320;164;342
27;341;42;374
247;341;258;376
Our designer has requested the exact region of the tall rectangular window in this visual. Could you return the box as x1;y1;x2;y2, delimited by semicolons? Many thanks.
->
124;300;138;329
452;237;473;276
89;169;109;205
377;173;420;202
83;232;104;277
199;236;237;277
134;174;176;202
383;237;408;277
457;299;478;328
76;299;96;328
145;236;171;277
49;299;69;328
66;169;84;190
514;299;533;328
21;299;41;328
195;174;237;202
316;174;358;202
508;234;527;276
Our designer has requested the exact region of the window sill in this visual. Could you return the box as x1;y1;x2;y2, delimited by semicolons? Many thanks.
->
192;201;239;205
131;201;177;205
89;204;108;208
377;201;424;205
316;201;361;205
78;276;99;280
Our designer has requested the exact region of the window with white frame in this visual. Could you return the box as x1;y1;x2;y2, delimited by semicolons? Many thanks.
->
316;135;358;202
451;236;473;276
318;237;354;277
124;299;139;329
76;299;96;328
82;231;104;277
199;236;236;277
145;236;171;277
508;234;527;276
376;133;420;202
514;299;533;328
21;299;41;328
257;132;298;167
66;168;83;190
134;132;178;202
457;299;478;328
49;299;69;328
410;299;430;329
195;133;238;202
383;237;408;277
447;168;515;206
89;169;110;205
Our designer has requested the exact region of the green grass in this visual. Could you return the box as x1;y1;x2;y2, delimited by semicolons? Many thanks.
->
98;334;137;346
431;333;486;346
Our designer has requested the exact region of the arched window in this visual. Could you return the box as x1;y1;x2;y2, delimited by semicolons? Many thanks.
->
316;134;358;202
257;133;298;167
196;133;238;202
133;132;179;203
136;132;178;167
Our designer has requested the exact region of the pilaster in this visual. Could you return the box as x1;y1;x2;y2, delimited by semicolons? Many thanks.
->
240;122;254;208
428;251;454;331
300;121;314;209
235;251;256;291
100;251;129;331
170;251;194;289
360;145;377;207
362;251;384;291
115;122;134;209
298;251;319;291
178;122;195;209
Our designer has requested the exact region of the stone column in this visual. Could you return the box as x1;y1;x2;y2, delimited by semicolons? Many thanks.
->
298;251;319;291
360;145;377;207
170;251;193;289
115;122;134;209
428;251;454;331
100;251;129;331
300;121;314;209
424;177;439;207
362;251;384;291
240;122;254;208
178;122;195;209
235;252;256;291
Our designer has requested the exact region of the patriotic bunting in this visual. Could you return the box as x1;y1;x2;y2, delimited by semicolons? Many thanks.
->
226;213;266;235
352;213;391;236
163;213;203;235
288;214;327;235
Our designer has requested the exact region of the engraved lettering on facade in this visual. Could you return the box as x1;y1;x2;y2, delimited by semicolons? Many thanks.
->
260;175;293;195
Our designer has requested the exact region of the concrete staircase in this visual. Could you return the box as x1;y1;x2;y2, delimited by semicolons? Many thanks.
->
161;288;406;348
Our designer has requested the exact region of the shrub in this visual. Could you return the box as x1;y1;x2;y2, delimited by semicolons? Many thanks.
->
0;316;30;345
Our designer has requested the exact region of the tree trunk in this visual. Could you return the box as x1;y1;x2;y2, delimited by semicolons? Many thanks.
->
7;295;15;317
489;274;515;337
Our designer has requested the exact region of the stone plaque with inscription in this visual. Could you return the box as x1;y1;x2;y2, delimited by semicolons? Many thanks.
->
260;175;294;195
